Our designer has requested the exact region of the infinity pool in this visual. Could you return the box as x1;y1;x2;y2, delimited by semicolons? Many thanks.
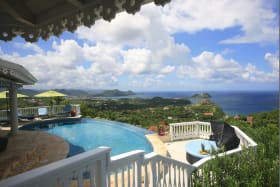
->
39;118;153;156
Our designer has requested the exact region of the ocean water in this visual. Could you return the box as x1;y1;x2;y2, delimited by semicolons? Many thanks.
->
133;91;279;115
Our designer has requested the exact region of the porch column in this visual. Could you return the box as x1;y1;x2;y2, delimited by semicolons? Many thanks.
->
9;84;18;135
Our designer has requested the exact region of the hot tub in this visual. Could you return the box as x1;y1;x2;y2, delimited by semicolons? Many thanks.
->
185;139;218;164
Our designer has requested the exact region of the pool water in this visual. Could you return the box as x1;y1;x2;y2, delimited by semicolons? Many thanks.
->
42;118;154;156
185;139;218;158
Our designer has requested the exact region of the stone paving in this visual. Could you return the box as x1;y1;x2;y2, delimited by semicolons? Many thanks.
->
0;130;68;180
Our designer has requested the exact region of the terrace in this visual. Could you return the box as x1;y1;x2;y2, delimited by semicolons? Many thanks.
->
0;0;258;186
0;120;257;187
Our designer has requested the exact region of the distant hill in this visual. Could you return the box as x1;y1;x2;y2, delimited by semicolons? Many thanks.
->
19;89;135;97
191;93;211;98
55;89;90;97
18;89;39;96
18;89;89;97
94;89;136;97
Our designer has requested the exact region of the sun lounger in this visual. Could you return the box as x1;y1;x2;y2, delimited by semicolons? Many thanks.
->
18;111;35;121
56;104;72;117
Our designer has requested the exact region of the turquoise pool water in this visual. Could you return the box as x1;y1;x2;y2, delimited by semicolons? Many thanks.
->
42;118;153;156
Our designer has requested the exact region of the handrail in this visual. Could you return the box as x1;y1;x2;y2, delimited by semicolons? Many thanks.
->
0;104;81;120
0;147;111;187
232;126;258;147
169;122;258;168
0;148;195;187
169;121;212;141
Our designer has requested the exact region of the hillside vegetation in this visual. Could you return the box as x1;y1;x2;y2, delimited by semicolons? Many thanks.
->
75;97;224;127
192;110;279;186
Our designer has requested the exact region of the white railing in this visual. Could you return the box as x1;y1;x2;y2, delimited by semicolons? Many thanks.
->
232;126;258;148
0;110;8;121
0;121;257;187
0;104;81;121
0;147;111;187
169;121;212;141
0;147;195;187
169;121;258;168
142;153;195;187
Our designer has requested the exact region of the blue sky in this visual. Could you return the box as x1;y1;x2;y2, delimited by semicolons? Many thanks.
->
0;0;279;91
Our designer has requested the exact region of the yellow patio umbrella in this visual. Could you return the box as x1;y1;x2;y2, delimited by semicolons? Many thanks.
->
0;91;28;99
34;90;67;115
34;90;67;98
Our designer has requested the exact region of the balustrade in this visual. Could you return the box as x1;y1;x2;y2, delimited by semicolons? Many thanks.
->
170;121;257;168
0;110;8;121
169;121;212;141
0;104;81;121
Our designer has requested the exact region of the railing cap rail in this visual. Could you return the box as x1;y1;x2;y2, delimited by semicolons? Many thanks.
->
170;121;210;125
232;126;258;147
0;147;111;187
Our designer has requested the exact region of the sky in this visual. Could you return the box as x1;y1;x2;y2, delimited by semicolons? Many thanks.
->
0;0;279;91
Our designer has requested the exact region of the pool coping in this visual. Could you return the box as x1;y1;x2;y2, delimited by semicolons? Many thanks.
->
145;134;168;156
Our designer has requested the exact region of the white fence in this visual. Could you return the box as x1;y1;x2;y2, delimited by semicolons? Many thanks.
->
0;104;81;121
0;121;257;187
169;121;212;141
0;147;196;187
169;121;258;168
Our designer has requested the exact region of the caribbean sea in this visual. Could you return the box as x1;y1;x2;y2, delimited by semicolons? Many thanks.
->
133;91;279;116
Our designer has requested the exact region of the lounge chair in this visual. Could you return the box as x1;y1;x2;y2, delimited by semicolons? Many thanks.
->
56;104;72;117
38;107;49;118
18;111;35;121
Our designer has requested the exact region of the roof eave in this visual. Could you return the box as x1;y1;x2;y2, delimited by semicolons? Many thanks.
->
0;58;37;85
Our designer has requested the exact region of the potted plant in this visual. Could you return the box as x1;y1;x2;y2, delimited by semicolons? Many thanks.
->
199;143;209;155
158;126;165;136
70;110;77;117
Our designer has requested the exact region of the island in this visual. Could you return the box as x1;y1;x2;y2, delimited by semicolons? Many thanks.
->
94;89;136;97
191;93;211;98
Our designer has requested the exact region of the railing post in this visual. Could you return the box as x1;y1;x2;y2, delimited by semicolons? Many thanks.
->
197;122;200;137
170;124;173;141
96;149;110;187
137;154;144;187
151;159;157;187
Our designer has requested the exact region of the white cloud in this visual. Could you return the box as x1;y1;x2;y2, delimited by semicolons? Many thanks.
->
0;37;185;90
76;3;191;78
77;0;278;46
177;51;279;83
121;48;152;74
14;42;43;53
76;13;150;46
161;0;278;44
161;65;175;74
177;51;242;81
265;52;279;72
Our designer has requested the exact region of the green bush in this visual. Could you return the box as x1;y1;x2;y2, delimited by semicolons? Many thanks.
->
192;144;279;186
192;110;279;186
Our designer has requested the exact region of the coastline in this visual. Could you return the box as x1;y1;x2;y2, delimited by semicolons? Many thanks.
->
102;90;279;116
